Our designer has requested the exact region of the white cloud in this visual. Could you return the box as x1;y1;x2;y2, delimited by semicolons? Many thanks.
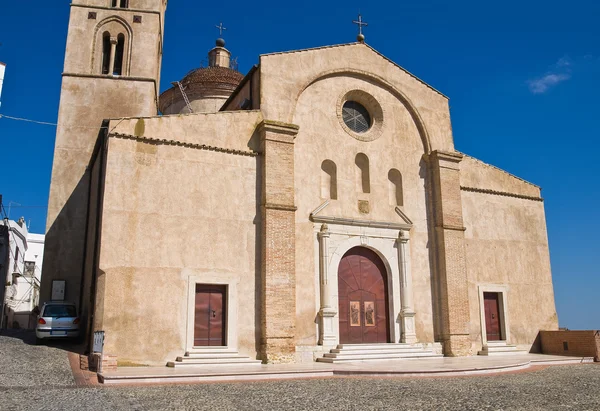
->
528;73;571;94
528;56;573;94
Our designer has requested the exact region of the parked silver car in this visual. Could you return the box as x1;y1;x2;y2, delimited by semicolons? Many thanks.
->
35;302;80;343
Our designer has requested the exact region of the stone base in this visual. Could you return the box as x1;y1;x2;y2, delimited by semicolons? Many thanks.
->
400;310;418;344
442;335;472;356
260;338;296;364
318;308;337;346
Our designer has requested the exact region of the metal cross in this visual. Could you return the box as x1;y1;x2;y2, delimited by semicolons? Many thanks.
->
215;22;227;36
352;14;368;35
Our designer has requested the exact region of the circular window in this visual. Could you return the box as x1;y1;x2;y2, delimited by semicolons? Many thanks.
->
342;101;371;133
337;90;384;142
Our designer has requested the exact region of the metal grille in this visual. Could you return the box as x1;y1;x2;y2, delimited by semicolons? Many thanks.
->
342;101;371;133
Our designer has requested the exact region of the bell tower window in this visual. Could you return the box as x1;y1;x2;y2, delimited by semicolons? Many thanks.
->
101;32;111;74
113;34;125;75
111;0;129;7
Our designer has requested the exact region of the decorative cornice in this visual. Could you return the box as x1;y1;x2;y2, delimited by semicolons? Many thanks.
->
71;4;161;16
437;224;467;231
109;132;259;157
263;203;297;212
310;215;412;230
62;72;156;83
394;207;414;225
460;186;543;202
258;120;300;139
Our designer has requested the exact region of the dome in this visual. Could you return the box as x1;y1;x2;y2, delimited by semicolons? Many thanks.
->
159;66;244;114
180;66;244;90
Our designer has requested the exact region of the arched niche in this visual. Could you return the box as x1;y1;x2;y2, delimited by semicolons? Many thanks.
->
355;153;370;194
321;160;338;200
388;168;403;206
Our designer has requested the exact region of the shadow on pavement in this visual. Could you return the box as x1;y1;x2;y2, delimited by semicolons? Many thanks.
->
0;329;86;355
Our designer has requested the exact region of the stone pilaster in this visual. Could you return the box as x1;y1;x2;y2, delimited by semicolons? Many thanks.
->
258;120;299;363
397;230;418;344
429;150;471;356
317;224;337;346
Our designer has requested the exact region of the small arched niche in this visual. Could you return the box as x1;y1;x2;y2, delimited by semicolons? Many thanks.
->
355;153;370;194
388;169;403;206
321;160;338;200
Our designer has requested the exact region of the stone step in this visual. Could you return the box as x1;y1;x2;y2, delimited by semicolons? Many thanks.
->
336;343;420;351
486;340;509;346
329;348;433;355
167;357;262;367
317;353;443;363
178;352;242;360
324;351;440;359
478;349;529;356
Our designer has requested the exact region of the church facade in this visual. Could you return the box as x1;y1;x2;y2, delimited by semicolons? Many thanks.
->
41;0;558;366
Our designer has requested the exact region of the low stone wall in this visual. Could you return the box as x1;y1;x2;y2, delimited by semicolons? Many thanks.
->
539;330;599;361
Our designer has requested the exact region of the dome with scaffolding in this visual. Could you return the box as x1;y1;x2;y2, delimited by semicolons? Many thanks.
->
159;39;243;115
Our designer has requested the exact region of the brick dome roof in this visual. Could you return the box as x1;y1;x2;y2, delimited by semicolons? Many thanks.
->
180;66;244;89
159;66;244;113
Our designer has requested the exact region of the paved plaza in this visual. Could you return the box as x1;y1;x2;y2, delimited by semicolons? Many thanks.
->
1;331;599;411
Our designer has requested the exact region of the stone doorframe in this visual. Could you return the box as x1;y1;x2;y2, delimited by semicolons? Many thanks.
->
477;284;510;347
312;216;418;347
184;272;239;353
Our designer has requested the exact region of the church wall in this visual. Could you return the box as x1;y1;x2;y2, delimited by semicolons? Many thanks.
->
461;190;558;352
92;111;262;364
459;155;541;198
291;74;436;354
259;43;455;152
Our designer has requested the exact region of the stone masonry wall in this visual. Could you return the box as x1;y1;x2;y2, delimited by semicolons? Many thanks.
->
540;330;599;361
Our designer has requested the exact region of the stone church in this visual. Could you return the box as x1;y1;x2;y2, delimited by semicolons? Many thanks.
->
41;0;558;366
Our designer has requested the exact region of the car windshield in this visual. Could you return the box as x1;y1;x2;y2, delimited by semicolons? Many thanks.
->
43;305;77;317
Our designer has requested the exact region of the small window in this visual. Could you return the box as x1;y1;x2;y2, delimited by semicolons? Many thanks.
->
101;32;111;74
113;33;125;75
112;0;129;8
342;101;371;133
563;341;569;351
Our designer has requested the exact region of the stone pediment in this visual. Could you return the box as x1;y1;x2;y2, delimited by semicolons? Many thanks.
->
309;200;412;230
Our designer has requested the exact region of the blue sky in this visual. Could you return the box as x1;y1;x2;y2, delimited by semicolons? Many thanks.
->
0;1;598;329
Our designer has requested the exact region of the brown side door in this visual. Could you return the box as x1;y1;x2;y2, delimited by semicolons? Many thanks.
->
483;292;502;341
338;247;389;344
194;285;226;346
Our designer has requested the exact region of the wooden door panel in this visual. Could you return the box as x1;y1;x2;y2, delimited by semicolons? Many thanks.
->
194;285;226;347
194;290;210;346
338;247;389;344
484;292;502;341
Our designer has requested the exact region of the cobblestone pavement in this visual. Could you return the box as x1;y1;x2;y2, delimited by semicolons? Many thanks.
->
1;331;599;411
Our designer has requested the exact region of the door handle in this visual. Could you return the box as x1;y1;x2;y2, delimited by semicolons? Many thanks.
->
491;314;495;319
212;310;216;318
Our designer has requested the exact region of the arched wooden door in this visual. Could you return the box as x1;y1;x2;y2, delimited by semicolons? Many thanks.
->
338;247;389;344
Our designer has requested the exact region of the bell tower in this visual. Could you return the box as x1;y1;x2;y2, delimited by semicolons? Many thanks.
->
41;1;167;307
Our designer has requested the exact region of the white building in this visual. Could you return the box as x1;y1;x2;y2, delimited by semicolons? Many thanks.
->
0;217;45;329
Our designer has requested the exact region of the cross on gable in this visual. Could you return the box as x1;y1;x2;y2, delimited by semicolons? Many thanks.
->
352;14;368;35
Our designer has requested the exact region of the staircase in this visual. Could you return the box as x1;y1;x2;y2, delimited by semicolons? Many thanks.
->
317;343;443;363
167;348;262;368
477;341;529;356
